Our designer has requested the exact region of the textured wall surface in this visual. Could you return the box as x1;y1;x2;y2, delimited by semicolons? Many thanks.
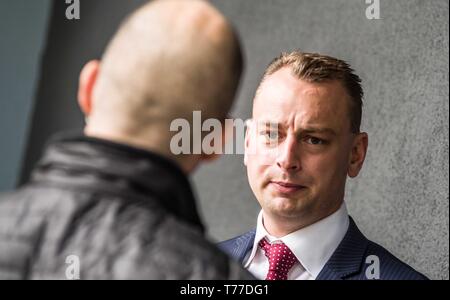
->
194;0;449;280
0;0;51;191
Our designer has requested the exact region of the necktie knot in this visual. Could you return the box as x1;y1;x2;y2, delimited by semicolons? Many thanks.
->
258;238;298;280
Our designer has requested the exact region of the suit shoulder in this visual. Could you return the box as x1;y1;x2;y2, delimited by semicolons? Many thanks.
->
364;240;428;280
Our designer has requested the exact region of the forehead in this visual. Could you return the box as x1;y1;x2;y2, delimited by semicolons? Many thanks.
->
253;67;350;132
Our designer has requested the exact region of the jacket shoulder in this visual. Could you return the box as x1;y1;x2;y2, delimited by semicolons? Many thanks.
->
361;240;429;280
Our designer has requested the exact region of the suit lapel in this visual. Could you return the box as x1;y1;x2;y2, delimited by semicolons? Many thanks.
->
316;217;369;280
232;228;256;263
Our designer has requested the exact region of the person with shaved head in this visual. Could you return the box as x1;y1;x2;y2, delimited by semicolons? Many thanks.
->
0;0;252;280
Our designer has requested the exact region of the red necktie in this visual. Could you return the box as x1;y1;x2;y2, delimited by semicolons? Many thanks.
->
258;238;298;280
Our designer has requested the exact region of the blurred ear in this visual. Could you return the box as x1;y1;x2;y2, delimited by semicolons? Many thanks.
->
77;60;100;116
348;132;368;178
199;119;228;163
244;119;253;166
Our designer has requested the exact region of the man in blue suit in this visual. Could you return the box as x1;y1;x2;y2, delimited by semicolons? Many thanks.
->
219;51;427;280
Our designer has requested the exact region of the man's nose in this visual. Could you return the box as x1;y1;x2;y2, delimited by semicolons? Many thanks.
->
276;135;301;172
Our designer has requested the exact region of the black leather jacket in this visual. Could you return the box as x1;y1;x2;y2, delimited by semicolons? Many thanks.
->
0;134;253;280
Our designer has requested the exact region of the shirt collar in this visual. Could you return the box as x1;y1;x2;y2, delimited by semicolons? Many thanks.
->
245;202;349;278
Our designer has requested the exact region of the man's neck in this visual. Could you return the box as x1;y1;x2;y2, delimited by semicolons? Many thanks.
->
262;204;343;238
84;126;197;174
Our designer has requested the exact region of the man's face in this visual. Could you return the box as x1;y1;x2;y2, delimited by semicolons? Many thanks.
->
245;67;357;225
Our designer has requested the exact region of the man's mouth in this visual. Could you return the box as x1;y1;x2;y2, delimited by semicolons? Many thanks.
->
269;181;306;194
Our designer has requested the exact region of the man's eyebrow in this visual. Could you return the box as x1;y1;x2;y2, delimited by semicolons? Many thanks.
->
253;121;337;135
255;120;284;128
300;127;337;135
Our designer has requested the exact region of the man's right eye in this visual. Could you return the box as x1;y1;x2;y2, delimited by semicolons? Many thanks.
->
261;130;279;140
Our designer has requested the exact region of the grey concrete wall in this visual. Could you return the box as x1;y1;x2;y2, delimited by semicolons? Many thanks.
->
0;0;51;191
194;0;449;280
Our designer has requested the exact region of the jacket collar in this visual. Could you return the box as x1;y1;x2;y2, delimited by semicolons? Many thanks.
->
315;216;369;279
30;133;204;232
234;229;256;263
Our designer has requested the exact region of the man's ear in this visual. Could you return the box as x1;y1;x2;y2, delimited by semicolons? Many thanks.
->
348;132;368;178
78;60;100;116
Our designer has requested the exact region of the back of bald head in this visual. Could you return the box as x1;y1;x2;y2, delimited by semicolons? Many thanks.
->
92;0;243;133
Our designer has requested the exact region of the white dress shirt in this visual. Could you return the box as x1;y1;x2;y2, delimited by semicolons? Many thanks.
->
245;202;349;280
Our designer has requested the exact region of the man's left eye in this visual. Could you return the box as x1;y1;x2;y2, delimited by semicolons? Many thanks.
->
306;137;324;145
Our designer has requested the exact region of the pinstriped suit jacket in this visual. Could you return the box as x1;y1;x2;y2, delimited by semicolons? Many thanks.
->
218;217;428;280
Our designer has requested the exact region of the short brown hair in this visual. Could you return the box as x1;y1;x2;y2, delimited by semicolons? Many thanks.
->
260;51;363;133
